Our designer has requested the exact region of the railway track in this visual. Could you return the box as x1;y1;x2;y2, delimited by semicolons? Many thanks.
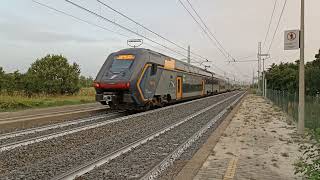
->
141;93;244;180
54;92;243;180
0;111;126;151
0;91;244;180
77;92;244;180
0;103;106;125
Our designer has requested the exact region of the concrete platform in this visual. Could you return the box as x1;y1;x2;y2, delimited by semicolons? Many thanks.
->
176;94;302;180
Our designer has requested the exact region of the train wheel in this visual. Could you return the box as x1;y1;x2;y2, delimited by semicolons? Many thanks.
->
100;101;107;105
144;102;153;111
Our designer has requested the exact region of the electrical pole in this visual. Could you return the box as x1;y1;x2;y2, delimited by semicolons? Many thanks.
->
187;45;191;64
262;58;265;97
252;69;255;88
258;42;261;94
298;0;305;134
265;79;267;97
262;58;266;97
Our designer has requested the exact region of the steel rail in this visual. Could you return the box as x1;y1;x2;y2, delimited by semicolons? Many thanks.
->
140;92;245;180
0;93;232;152
0;106;104;122
0;111;123;141
0;107;107;125
51;92;242;180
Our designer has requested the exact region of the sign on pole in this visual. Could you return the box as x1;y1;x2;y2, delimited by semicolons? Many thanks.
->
284;30;300;50
127;39;143;48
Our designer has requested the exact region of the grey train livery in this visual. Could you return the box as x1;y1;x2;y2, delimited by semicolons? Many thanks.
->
94;48;236;110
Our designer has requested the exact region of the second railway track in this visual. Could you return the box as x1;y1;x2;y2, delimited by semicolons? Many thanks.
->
0;91;244;180
0;111;127;151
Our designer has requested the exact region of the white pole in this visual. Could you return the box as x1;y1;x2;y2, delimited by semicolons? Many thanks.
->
262;58;265;97
258;42;261;94
265;77;267;98
298;0;305;134
187;45;191;64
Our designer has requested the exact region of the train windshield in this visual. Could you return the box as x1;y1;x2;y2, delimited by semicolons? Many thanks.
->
110;55;135;73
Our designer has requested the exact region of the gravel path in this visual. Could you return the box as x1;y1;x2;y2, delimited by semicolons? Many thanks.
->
193;94;302;180
0;92;238;179
80;94;242;179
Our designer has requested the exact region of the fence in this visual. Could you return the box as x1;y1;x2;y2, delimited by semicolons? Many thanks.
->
266;89;320;129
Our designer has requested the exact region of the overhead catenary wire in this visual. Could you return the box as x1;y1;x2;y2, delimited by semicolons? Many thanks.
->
96;0;210;63
177;0;230;62
64;0;193;60
31;0;198;65
184;0;236;62
33;0;234;80
32;0;129;39
267;0;288;54
182;0;250;79
32;0;225;74
97;0;235;77
177;0;249;80
262;0;278;49
65;0;234;78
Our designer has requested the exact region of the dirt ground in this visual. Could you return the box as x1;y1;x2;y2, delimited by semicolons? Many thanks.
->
194;94;303;180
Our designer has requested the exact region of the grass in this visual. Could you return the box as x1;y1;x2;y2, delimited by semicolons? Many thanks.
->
0;87;96;112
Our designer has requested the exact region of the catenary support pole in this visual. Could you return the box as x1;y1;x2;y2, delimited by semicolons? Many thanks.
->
187;45;191;64
298;0;305;134
262;58;265;97
258;42;261;94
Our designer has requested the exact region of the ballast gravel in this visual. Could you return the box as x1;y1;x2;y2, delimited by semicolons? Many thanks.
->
81;94;241;179
0;92;239;179
0;112;126;145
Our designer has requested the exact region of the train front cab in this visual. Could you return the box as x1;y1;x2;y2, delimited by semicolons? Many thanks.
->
94;52;143;110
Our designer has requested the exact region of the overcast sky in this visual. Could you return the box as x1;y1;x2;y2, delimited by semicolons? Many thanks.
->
0;0;319;82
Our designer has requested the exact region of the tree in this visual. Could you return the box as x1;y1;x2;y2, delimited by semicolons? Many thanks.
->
0;67;4;91
266;49;320;96
266;62;298;93
25;54;81;95
79;75;94;88
315;49;320;59
306;53;320;96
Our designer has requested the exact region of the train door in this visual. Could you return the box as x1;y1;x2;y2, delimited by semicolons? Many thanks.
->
176;77;182;100
202;80;205;95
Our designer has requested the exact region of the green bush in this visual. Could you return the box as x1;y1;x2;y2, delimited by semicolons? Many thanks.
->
25;54;81;95
295;129;320;179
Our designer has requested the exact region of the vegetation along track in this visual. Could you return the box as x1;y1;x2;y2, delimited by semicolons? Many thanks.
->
0;91;243;179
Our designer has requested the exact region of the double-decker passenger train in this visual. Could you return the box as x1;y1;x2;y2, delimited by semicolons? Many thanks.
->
94;48;237;110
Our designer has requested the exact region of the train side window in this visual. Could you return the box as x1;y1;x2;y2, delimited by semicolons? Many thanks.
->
151;64;157;76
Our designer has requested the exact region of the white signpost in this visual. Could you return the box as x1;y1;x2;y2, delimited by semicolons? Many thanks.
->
284;28;304;134
284;30;300;50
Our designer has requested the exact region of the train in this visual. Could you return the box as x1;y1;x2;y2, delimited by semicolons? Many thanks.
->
94;48;238;110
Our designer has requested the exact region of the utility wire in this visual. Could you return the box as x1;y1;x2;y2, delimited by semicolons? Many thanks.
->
65;0;191;59
177;0;229;61
32;0;129;39
31;0;195;64
262;0;278;49
184;0;249;79
66;0;233;77
97;0;209;63
177;0;245;79
185;0;235;61
267;0;287;54
225;60;258;63
33;0;232;79
37;0;220;73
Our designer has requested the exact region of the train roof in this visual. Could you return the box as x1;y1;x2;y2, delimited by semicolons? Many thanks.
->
114;48;225;78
